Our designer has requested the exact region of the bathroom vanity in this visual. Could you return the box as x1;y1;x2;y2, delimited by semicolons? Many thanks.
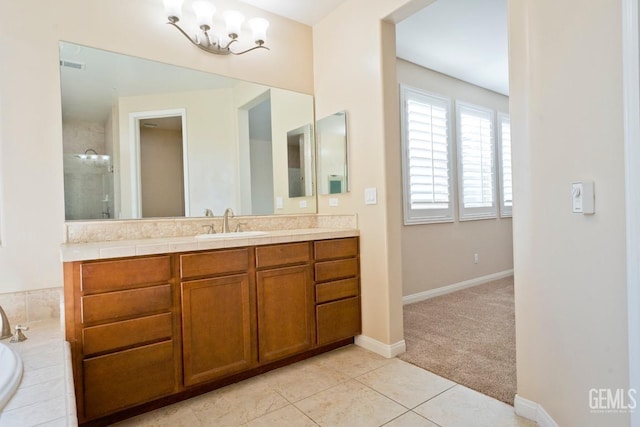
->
62;232;360;425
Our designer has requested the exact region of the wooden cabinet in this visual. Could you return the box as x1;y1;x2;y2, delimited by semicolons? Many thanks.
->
256;243;314;363
179;248;257;386
65;255;179;422
314;238;362;346
64;237;359;425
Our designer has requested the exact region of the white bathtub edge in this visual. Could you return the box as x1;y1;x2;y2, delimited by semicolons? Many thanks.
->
0;343;23;412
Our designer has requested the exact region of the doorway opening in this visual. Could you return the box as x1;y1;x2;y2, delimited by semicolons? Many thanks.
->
395;0;514;406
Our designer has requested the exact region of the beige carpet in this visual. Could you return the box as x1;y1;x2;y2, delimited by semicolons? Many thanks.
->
399;276;516;405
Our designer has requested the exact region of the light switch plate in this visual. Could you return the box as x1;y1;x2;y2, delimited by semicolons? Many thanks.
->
572;181;595;214
572;183;583;213
364;187;377;205
329;198;339;207
276;197;283;209
299;200;308;208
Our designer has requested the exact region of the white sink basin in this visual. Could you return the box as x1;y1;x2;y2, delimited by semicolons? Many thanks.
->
195;231;269;239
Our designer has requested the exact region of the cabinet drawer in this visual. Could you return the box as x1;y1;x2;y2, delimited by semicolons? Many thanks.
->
81;256;171;294
315;258;359;283
255;242;311;269
81;285;171;325
83;340;176;420
316;297;361;346
180;248;249;279
314;238;358;261
316;278;359;304
82;313;173;356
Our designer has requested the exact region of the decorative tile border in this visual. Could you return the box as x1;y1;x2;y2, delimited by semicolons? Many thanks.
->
0;288;62;326
64;214;357;244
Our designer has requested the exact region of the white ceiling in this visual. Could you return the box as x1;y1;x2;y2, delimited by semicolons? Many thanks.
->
395;0;509;95
238;0;348;26
239;0;509;96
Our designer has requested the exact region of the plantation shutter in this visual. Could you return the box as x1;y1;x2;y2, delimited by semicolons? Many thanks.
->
498;113;513;216
457;102;497;220
401;86;453;224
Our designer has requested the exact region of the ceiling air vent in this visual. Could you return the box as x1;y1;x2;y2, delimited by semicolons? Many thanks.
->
59;60;85;70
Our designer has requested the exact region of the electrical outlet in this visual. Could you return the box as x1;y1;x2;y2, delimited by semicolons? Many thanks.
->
329;198;339;207
474;253;479;264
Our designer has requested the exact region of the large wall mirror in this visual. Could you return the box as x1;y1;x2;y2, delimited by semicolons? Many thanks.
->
316;111;348;194
59;41;316;220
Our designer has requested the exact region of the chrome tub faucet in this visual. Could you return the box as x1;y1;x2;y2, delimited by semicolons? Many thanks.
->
0;305;11;340
10;325;28;343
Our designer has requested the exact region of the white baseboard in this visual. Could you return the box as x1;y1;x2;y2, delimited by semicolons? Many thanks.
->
403;269;514;305
514;395;558;427
355;335;406;358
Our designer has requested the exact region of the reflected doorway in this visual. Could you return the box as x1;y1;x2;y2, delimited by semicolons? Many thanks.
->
130;109;189;218
139;116;185;217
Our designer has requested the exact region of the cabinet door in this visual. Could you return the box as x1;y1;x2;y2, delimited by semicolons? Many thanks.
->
256;265;314;363
181;274;256;386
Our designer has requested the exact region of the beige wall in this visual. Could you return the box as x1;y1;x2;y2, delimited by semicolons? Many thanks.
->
313;0;434;348
510;0;630;425
397;59;513;296
0;0;313;293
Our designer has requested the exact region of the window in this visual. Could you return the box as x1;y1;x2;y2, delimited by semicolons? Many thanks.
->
498;113;513;217
400;85;454;224
456;102;497;220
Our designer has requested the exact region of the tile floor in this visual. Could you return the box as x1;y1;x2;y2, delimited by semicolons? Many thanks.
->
113;345;536;427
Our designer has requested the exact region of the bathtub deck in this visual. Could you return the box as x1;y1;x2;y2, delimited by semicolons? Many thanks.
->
0;320;77;426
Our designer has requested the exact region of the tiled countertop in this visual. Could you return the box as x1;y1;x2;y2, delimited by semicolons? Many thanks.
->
0;320;77;427
60;227;359;262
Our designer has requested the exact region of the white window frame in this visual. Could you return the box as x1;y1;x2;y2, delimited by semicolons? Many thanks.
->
456;101;497;221
497;112;513;217
400;85;454;225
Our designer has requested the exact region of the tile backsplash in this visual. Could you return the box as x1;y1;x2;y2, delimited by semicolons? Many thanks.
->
64;214;358;244
0;287;62;326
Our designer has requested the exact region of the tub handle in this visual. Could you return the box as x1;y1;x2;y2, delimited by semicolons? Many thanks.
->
9;325;28;343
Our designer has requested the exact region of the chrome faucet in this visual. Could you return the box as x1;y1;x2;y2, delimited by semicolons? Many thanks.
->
222;208;234;233
0;305;11;340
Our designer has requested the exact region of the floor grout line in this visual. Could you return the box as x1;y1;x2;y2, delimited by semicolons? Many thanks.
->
351;376;414;411
378;409;412;426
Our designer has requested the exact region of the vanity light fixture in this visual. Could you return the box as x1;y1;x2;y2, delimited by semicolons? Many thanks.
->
163;0;270;56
